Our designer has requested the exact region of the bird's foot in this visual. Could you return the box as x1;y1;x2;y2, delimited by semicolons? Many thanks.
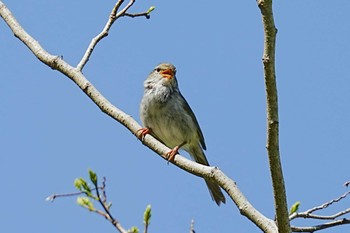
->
137;127;150;141
166;146;180;163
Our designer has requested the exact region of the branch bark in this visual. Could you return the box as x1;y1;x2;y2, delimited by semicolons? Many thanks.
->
257;0;290;232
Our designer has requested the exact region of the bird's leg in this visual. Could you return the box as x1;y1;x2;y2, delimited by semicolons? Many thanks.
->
137;127;151;141
166;141;186;163
166;146;180;163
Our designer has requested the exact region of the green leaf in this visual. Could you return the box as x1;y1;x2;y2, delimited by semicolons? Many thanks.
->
128;226;139;233
74;177;93;197
289;201;300;215
74;178;85;191
143;204;152;226
88;169;98;186
77;197;95;211
81;180;91;194
147;6;155;14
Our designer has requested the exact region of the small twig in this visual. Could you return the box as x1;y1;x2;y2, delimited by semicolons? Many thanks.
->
305;190;350;214
124;12;150;19
115;0;135;18
290;190;350;221
76;0;125;71
190;219;195;233
77;0;150;71
92;177;127;233
144;221;149;233
290;190;350;231
46;188;101;202
343;181;350;187
47;175;127;233
291;218;350;232
292;208;350;220
290;191;350;219
79;202;127;233
101;176;108;204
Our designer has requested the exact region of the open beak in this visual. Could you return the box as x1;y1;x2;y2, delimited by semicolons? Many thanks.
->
160;69;174;79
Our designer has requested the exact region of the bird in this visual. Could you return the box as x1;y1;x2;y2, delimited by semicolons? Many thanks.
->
139;63;226;205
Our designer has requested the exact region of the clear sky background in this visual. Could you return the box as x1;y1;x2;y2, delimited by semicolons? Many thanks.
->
1;1;350;233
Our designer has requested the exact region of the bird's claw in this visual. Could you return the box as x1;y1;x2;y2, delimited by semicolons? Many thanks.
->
166;146;180;164
137;127;150;141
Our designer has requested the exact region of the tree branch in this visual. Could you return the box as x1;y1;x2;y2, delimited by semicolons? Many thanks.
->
0;2;277;232
94;177;127;233
290;191;350;221
257;0;290;232
302;190;350;216
291;218;350;232
78;176;129;233
76;0;151;71
46;188;101;202
288;190;350;231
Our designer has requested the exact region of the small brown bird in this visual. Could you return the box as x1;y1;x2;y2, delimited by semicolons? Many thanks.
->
139;63;226;205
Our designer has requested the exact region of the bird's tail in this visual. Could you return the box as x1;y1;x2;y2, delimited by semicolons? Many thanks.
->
189;145;226;206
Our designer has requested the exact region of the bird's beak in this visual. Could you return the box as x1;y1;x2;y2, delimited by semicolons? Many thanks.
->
160;69;174;79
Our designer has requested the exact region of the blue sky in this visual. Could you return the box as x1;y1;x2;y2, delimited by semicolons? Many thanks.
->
1;1;350;232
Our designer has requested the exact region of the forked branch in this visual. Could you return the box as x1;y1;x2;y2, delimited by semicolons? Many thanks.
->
77;0;152;71
290;190;350;232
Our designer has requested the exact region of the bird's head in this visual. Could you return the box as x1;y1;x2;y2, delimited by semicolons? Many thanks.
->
147;63;178;89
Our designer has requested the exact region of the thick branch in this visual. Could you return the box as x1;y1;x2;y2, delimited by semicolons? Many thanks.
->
0;2;277;232
257;0;290;232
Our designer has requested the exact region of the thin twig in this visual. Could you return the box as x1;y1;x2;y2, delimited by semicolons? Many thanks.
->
344;181;350;187
77;0;149;71
101;176;108;204
124;12;150;19
93;177;128;233
290;191;350;220
115;0;135;18
294;208;350;220
190;219;195;233
76;0;125;71
291;218;350;232
304;191;350;215
46;188;101;202
144;221;149;233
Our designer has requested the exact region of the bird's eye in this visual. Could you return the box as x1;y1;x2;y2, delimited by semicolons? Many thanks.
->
155;68;161;72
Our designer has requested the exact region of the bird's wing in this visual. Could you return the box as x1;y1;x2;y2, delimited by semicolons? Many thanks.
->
179;92;207;150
